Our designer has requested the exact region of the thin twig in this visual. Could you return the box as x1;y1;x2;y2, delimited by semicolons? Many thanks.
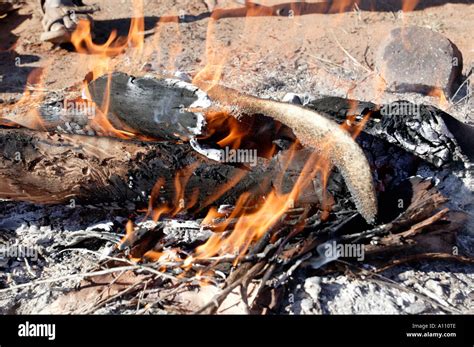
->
0;265;144;293
449;69;472;105
80;269;129;314
330;31;373;74
82;278;151;314
305;52;352;73
374;253;474;273
136;282;189;314
194;261;265;314
0;260;179;294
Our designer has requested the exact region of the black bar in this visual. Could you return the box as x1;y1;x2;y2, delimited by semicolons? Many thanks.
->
0;314;472;345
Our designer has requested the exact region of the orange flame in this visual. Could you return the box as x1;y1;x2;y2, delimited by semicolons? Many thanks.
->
402;0;420;12
428;87;449;109
142;162;201;224
70;0;145;78
1;63;50;130
68;0;146;138
185;136;342;265
329;0;360;14
61;0;373;270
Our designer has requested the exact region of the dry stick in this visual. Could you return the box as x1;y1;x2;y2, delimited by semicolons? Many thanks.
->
255;263;278;298
341;223;390;242
80;269;130;314
273;253;312;288
453;94;471;107
57;248;197;284
193;274;246;314
449;69;472;106
194;229;276;314
194;81;378;224
200;259;267;314
374;253;474;273
0;253;180;294
194;261;266;314
61;230;122;247
305;52;353;73
154;253;266;269
136;280;149;312
82;279;151;315
239;284;251;314
0;265;144;293
23;258;36;278
137;282;190;314
252;230;295;299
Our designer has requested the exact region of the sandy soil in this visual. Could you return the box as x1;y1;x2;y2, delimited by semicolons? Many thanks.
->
1;1;473;114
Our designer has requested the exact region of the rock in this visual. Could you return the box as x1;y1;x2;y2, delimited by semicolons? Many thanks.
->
376;26;463;96
302;277;322;313
405;299;427;314
425;279;445;298
304;276;322;302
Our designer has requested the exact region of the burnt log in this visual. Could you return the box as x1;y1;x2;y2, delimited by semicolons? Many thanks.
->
2;73;211;142
86;73;211;141
0;129;258;207
308;97;473;166
0;123;429;228
1;73;470;225
9;72;472;169
0;129;337;215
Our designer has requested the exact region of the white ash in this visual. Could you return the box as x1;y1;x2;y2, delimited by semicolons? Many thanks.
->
162;220;212;244
189;138;223;162
129;218;213;245
173;70;192;83
281;92;315;106
286;262;472;314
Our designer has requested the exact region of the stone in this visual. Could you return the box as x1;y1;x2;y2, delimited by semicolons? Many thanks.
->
425;279;445;298
304;277;322;302
405;300;428;314
376;26;463;96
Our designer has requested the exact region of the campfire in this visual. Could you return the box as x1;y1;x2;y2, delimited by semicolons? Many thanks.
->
0;0;472;316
